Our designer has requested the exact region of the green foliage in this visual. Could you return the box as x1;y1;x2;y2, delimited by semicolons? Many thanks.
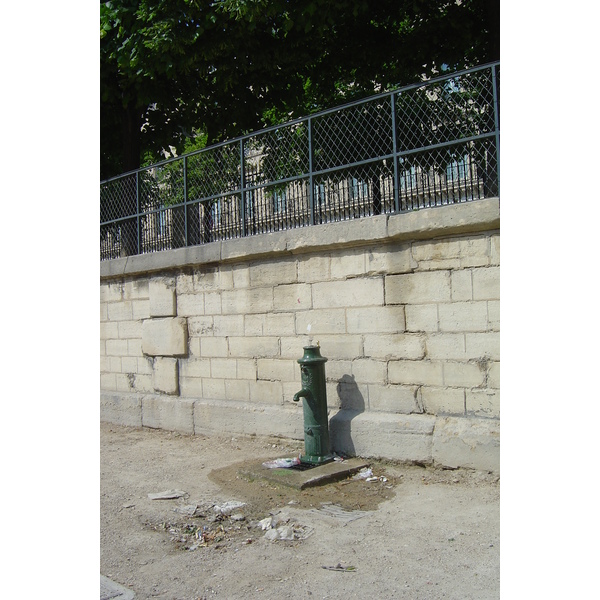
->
101;0;499;179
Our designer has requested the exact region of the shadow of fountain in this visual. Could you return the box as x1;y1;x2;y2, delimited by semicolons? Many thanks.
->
329;374;365;457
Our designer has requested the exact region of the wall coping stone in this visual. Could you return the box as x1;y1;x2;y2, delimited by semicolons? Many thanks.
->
100;198;500;280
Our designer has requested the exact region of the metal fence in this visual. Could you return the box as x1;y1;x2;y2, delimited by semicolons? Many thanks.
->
100;62;499;260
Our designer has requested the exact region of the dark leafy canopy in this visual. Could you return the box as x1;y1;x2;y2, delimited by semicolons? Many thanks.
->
100;0;499;180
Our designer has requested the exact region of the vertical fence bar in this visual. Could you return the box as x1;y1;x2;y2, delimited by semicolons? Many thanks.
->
135;171;141;255
183;155;188;247
240;138;246;237
491;64;500;195
308;116;314;226
391;92;400;213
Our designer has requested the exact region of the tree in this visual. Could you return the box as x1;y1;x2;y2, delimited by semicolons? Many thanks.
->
101;0;499;180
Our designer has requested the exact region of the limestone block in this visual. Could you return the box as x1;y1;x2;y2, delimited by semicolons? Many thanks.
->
363;333;425;360
350;358;388;384
213;315;244;337
330;249;366;280
366;244;416;275
202;377;227;400
179;357;211;379
153;357;179;395
465;332;500;361
421;386;465;415
131;299;150;320
107;301;133;322
273;283;312;312
347;306;406;334
466;388;500;418
237;359;258;380
313;277;384;309
123;279;149;300
388;360;444;386
179;376;204;398
142;395;194;434
473;266;500;300
432;416;499;472
443;361;486;388
451;270;473;301
367;384;421;413
228;336;279;358
226;379;250;401
386;271;451;305
210;358;238;379
297;254;331;282
438;301;489;332
488;361;500;388
200;336;229;358
295;309;346;335
249;379;284;405
106;339;128;357
204;292;222;315
118;321;141;339
193;399;303;439
488;301;500;331
100;392;142;427
222;287;274;315
177;293;205;317
141;317;188;357
405;304;439;333
187;316;215;337
245;313;295;337
101;321;119;340
425;333;466;360
257;358;297;382
250;258;297;286
329;411;435;462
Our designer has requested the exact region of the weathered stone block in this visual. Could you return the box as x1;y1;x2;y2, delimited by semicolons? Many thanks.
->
200;336;228;358
466;388;500;418
363;333;425;360
443;361;486;388
257;358;297;382
451;269;473;301
297;255;330;282
177;293;205;317
421;386;465;415
313;278;384;308
438;301;489;332
432;416;499;472
367;384;421;413
425;333;466;360
388;360;444;386
179;357;211;379
295;309;346;335
100;392;142;427
465;332;500;361
473;266;500;300
228;336;279;358
386;271;451;305
107;301;133;322
405;304;439;332
149;280;177;317
153;357;179;395
142;317;188;357
330;249;365;280
273;283;312;311
222;287;274;314
250;258;297;286
142;395;194;434
347;306;406;334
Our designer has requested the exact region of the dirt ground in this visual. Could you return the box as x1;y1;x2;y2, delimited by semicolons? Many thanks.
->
100;422;499;600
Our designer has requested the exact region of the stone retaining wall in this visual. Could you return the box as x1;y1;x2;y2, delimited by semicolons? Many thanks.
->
101;198;500;472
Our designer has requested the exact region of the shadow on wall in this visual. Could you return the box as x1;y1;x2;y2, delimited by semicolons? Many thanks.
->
329;374;365;457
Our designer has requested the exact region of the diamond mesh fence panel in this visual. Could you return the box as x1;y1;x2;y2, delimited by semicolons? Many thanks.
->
312;98;394;172
101;64;499;260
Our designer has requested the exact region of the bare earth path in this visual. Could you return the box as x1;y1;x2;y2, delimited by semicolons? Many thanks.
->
100;422;499;600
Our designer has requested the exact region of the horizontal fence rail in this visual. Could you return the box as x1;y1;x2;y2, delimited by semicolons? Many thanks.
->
101;62;499;260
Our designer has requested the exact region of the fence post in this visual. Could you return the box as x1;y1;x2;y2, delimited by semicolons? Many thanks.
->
240;138;247;237
491;64;500;195
183;155;188;247
308;116;315;226
391;92;400;213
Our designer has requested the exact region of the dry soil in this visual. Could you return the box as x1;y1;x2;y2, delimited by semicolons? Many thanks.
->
100;422;499;600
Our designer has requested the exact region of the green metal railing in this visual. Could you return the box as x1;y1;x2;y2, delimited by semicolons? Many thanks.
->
101;62;499;260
